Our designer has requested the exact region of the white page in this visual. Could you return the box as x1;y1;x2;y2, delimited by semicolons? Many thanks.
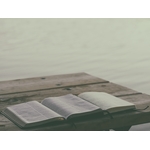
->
4;101;62;126
41;94;101;119
78;92;135;113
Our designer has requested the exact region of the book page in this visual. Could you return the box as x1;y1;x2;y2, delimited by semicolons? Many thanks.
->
78;92;135;113
41;94;101;119
4;101;63;127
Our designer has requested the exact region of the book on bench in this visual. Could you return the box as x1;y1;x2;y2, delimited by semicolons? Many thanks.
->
1;92;135;128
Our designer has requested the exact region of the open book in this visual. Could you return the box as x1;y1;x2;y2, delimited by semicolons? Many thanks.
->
2;92;135;128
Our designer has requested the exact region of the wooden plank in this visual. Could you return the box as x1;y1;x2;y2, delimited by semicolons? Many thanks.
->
1;94;149;131
118;94;150;109
1;105;150;131
0;72;149;131
73;110;150;131
0;82;140;110
0;115;72;131
0;72;108;95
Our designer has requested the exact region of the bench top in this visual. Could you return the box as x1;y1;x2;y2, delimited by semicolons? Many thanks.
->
1;72;150;131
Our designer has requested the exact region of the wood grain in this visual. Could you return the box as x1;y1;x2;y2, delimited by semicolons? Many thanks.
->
0;72;150;131
0;72;108;95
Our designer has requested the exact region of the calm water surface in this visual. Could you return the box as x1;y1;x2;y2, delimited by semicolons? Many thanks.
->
0;18;150;130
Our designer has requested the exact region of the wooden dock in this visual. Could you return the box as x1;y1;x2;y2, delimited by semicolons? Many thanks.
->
1;72;150;131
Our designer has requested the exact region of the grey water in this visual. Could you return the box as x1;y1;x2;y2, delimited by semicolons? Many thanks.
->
1;18;150;130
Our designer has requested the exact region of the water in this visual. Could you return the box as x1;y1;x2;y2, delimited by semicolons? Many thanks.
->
1;18;150;130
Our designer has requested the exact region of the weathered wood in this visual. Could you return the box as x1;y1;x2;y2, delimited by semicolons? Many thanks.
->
119;94;150;107
1;105;150;131
0;82;140;110
0;72;108;95
0;72;150;131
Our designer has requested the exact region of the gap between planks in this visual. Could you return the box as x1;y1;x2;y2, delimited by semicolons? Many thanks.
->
0;81;109;96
